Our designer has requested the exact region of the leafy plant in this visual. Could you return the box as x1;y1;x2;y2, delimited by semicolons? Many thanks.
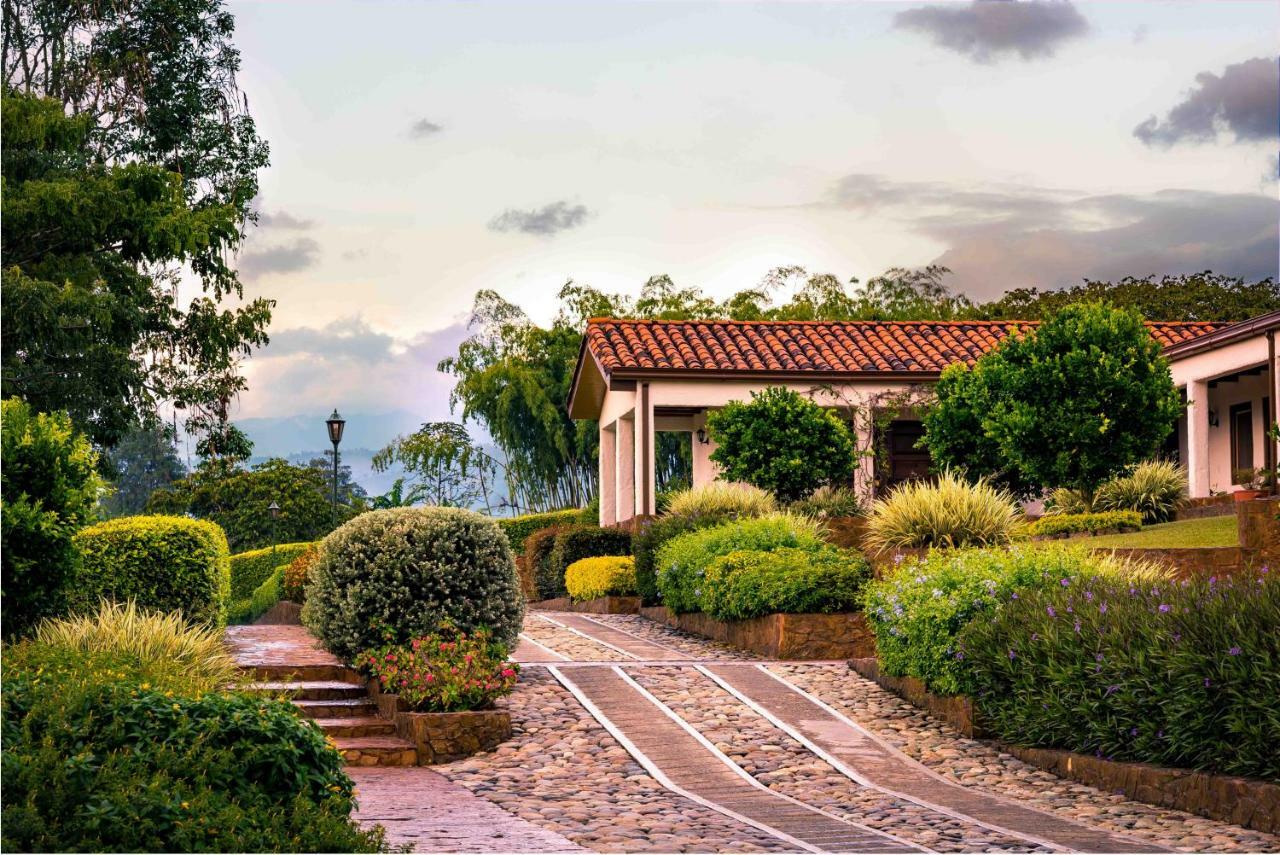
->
1028;511;1142;538
229;542;316;600
701;546;871;621
1096;460;1188;522
359;625;519;713
72;515;231;626
655;513;825;613
303;507;525;659
283;546;321;602
707;387;856;502
788;485;863;519
864;470;1023;552
960;569;1280;780
547;526;633;590
633;513;730;604
1;399;103;638
228;566;286;625
565;556;637;602
665;482;777;519
1231;467;1270;490
523;525;574;601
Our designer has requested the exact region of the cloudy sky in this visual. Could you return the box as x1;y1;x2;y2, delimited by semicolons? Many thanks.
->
226;0;1279;437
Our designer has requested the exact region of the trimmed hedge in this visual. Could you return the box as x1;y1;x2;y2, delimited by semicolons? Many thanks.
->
72;516;231;626
496;510;581;554
524;525;572;601
701;546;871;621
228;565;288;625
303;507;524;658
655;514;825;614
565;556;636;602
1028;511;1142;539
961;569;1280;781
230;542;315;600
547;526;633;594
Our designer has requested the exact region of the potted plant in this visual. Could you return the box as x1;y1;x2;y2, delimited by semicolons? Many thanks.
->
1230;467;1269;502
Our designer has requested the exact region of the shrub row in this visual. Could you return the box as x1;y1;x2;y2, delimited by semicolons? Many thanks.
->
228;565;288;625
496;509;582;554
701;546;870;621
960;570;1279;781
565;556;637;602
283;545;320;602
1028;511;1142;539
230;541;315;600
522;524;633;601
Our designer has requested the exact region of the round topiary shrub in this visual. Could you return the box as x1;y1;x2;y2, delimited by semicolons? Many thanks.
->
303;507;524;659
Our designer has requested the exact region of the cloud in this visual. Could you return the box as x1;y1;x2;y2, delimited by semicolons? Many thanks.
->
1134;56;1280;146
258;209;314;230
894;1;1088;63
237;237;321;278
487;201;592;236
409;118;444;138
821;174;1279;298
341;247;370;261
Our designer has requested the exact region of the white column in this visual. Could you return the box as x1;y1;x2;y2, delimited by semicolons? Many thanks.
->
690;411;721;487
1187;380;1211;498
634;383;656;517
616;416;635;523
599;423;616;527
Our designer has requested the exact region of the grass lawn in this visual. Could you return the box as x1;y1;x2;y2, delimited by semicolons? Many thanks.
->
1084;514;1238;548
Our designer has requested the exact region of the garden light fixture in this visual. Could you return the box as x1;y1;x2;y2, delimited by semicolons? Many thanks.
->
326;409;345;523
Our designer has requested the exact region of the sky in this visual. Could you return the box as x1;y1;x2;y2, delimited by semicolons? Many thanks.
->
223;0;1280;449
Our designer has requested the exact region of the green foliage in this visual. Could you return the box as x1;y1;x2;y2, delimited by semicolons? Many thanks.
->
303;507;525;659
373;422;498;511
633;514;731;604
100;425;187;518
975;273;1280;323
1028;511;1142;538
666;482;777;519
924;304;1183;501
548;526;634;595
229;566;286;625
1096;460;1189;523
283;546;321;603
864;471;1024;552
864;546;1166;696
1;399;102;638
72;515;231;626
1;647;380;853
565;556;637;601
229;542;316;600
497;509;582;553
960;570;1280;780
707;387;856;502
523;525;574;601
701;546;871;621
788;485;863;520
149;458;347;553
0;89;271;450
359;624;519;713
655;513;825;613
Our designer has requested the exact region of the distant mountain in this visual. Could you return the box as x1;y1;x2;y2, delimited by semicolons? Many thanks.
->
238;410;424;458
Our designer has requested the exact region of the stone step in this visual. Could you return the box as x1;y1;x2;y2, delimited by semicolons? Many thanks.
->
335;736;417;767
247;663;363;683
294;698;380;719
313;716;396;737
245;680;366;701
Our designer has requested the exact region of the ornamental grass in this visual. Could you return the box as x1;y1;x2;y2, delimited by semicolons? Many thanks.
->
864;470;1023;552
665;481;777;520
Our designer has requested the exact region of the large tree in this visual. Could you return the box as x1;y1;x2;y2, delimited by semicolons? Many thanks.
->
371;422;495;512
1;0;271;449
100;424;187;517
923;303;1183;504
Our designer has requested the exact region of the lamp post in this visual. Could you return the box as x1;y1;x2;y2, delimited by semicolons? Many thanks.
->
325;409;346;524
268;501;281;559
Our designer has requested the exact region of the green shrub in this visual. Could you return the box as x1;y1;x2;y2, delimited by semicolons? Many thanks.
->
702;546;871;621
72;516;231;626
864;471;1024;552
707;387;856;502
960;570;1280;780
359;624;519;713
303;507;525;659
788;485;863;520
496;509;581;553
656;513;825;613
1096;459;1188;523
566;556;637;601
632;513;731;604
229;541;315;600
1028;511;1142;538
666;482;777;519
863;546;1166;695
1;399;102;638
1;652;382;853
547;525;633;594
524;524;572;601
227;566;287;625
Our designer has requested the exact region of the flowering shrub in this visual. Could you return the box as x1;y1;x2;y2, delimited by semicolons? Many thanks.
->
565;556;636;602
960;569;1280;780
1027;511;1142;539
863;546;1167;695
360;625;519;713
283;545;320;602
701;546;870;621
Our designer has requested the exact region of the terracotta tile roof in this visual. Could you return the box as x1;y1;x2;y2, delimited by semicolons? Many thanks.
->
583;319;1227;376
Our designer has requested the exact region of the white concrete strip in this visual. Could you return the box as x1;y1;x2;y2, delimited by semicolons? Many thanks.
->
516;632;570;661
574;614;701;658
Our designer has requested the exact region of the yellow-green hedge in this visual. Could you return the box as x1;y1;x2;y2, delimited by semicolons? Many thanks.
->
565;556;636;602
230;542;315;600
73;516;231;626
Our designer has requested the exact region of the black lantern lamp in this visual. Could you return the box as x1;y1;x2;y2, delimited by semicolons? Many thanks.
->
268;501;281;558
695;427;710;445
325;409;345;523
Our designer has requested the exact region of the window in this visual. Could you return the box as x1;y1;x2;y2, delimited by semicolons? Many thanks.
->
1230;402;1254;473
880;420;931;489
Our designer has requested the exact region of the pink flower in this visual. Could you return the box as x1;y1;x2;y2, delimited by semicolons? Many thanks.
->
501;668;515;678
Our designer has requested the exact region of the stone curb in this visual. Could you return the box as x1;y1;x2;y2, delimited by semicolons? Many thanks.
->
642;607;876;660
529;595;642;614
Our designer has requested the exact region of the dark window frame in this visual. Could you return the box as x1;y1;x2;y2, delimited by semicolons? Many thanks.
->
1230;401;1254;473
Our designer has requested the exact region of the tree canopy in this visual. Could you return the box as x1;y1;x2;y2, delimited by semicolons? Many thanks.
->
372;422;497;512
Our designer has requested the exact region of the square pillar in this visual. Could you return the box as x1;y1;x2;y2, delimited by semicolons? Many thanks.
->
1187;380;1211;498
634;383;656;517
616;415;635;523
691;411;721;487
599;422;617;527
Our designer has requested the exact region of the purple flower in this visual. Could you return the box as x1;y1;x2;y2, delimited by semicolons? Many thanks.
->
1011;592;1019;600
1105;684;1120;696
1099;603;1108;615
1031;632;1039;641
1008;649;1017;660
1060;578;1070;587
1204;678;1211;687
1229;646;1242;656
1074;621;1082;633
1172;632;1182;643
1209;576;1217;586
1130;727;1138;737
1158;604;1171;613
1157;730;1164;738
1095;653;1104;662
1084;591;1094;602
1046;606;1056;617
954;651;965;660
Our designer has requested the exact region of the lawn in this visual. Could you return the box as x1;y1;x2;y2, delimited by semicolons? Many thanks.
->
1084;514;1238;548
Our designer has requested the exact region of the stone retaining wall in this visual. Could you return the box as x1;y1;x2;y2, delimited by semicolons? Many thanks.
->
528;595;642;614
1091;546;1257;579
642;607;876;659
367;679;512;765
847;658;1280;834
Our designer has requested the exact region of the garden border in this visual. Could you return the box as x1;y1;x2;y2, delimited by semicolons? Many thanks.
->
642;607;876;660
366;679;512;765
528;595;642;614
